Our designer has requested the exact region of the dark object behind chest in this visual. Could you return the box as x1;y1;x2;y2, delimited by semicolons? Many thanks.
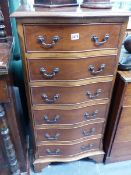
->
34;0;78;7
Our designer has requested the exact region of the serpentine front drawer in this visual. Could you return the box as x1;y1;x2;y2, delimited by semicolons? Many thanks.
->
30;82;112;105
37;138;101;158
35;122;104;142
33;103;108;126
23;24;121;52
28;55;117;81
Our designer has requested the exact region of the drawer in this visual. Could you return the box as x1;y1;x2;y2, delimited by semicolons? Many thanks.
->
0;79;9;103
28;56;117;81
124;83;131;96
33;104;108;126
31;82;112;105
117;106;131;127
24;24;121;52
111;141;131;157
37;138;101;157
123;96;131;106
115;124;131;142
35;122;104;142
123;84;131;106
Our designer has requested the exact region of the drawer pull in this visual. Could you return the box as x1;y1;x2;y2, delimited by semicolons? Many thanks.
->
41;94;60;104
81;144;94;151
44;115;60;124
88;64;105;75
86;89;102;99
91;34;109;46
40;67;60;79
46;148;61;155
84;110;99;120
83;128;96;137
44;133;60;141
37;35;60;48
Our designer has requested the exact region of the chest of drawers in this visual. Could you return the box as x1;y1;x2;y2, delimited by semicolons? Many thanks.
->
104;71;131;163
11;5;130;172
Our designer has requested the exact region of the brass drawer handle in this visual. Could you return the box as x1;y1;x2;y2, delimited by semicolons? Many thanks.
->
82;128;96;137
84;110;99;120
43;115;60;124
91;34;109;46
41;94;60;104
44;133;60;141
88;64;105;75
40;67;60;79
37;35;60;49
46;148;61;155
86;89;102;99
81;144;94;151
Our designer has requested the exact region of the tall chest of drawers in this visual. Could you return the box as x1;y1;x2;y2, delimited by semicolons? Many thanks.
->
11;6;129;172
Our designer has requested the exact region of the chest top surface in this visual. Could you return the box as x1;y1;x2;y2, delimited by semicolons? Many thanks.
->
118;71;131;83
11;4;131;18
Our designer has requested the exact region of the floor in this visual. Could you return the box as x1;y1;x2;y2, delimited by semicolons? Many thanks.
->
31;159;131;175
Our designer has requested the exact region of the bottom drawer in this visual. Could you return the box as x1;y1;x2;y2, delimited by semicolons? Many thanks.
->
37;138;101;158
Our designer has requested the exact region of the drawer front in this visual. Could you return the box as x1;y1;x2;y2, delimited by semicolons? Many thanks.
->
35;122;104;142
111;141;131;157
0;79;9;103
28;56;117;81
115;124;131;142
24;24;121;52
123;96;131;106
37;138;101;157
117;107;131;127
124;83;131;96
31;82;112;105
123;84;131;106
33;104;108;126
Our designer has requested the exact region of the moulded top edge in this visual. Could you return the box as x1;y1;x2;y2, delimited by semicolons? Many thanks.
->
10;5;131;18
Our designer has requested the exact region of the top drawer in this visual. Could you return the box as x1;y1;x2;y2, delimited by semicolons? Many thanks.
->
23;24;121;52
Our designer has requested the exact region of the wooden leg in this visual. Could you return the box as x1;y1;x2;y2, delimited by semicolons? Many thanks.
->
0;105;21;175
33;162;50;173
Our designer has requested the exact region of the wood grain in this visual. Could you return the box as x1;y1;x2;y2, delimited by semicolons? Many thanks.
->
37;138;101;157
33;103;108;126
31;82;112;105
25;49;118;58
24;24;121;52
0;78;9;103
28;56;117;81
35;122;104;142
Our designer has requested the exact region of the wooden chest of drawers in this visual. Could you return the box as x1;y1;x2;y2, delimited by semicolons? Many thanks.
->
11;5;130;172
104;71;131;163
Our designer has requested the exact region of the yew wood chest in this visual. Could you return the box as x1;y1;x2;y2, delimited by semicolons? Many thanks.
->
11;5;130;172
